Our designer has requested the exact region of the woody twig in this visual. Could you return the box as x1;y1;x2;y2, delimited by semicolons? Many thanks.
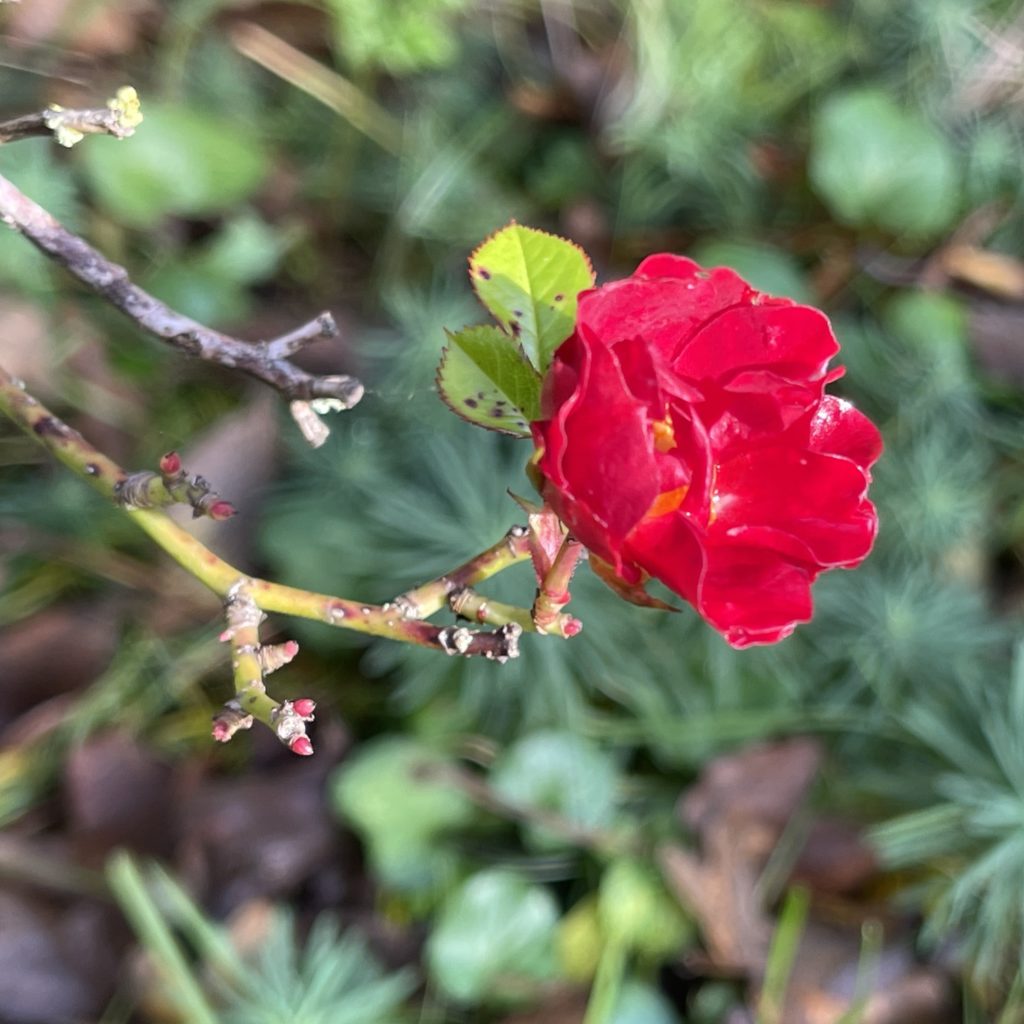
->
0;88;361;446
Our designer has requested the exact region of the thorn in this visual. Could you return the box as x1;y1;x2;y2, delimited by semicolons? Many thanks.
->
292;697;316;719
209;500;237;520
289;735;314;757
159;450;182;476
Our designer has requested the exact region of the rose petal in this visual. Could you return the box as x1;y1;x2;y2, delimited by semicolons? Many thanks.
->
540;335;660;554
675;304;840;386
697;544;815;648
805;396;883;470
625;510;706;607
713;448;877;567
576;261;754;361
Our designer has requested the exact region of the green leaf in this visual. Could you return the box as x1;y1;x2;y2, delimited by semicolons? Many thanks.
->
611;980;682;1024
689;239;812;304
0;139;80;292
330;737;475;890
436;325;541;436
490;730;619;849
469;222;594;372
80;105;268;227
598;858;691;958
426;869;559;1003
809;87;960;238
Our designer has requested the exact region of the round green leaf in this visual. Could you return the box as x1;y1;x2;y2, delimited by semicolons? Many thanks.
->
426;869;559;1003
491;730;619;850
610;979;681;1024
690;239;812;304
80;106;268;227
599;858;691;958
331;736;475;890
809;87;960;238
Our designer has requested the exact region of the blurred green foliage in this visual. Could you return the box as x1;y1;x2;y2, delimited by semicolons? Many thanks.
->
4;0;1024;1020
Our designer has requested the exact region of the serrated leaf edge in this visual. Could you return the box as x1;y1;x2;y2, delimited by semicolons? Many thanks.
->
467;220;596;343
435;342;534;438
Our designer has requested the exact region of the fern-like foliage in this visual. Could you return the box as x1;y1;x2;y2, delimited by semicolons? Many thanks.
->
871;641;1024;996
220;911;415;1024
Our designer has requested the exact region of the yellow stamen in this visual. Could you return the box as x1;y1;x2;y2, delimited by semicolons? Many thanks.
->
652;414;676;453
647;486;688;518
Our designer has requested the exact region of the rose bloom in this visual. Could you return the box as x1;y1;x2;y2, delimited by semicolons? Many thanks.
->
531;255;882;648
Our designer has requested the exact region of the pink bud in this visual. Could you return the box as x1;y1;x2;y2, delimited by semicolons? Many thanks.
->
289;735;314;756
159;451;182;475
293;698;316;718
212;720;232;742
282;640;300;659
563;617;583;637
209;500;237;520
218;628;234;642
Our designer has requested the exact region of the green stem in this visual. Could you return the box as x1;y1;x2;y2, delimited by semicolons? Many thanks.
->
0;366;522;660
450;587;580;638
583;937;628;1024
757;886;811;1024
394;527;533;618
533;535;584;635
106;853;219;1024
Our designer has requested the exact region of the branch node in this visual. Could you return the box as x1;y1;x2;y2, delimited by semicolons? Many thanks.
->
438;625;474;656
211;699;254;743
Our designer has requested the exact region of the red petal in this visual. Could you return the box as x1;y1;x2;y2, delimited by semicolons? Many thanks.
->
576;261;752;361
625;511;707;607
675;305;839;386
697;545;815;648
535;335;660;565
713;448;877;567
805;396;883;470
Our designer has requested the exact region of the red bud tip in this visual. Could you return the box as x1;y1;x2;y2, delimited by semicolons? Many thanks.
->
209;501;237;520
159;451;182;475
293;698;316;718
289;735;314;756
283;640;300;658
218;628;234;642
563;617;583;637
212;720;232;742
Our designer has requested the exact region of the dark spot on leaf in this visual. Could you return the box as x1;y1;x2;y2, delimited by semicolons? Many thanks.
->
495;399;507;406
490;407;505;418
554;293;564;302
477;391;486;400
510;321;521;337
465;398;479;408
478;267;491;280
513;309;523;317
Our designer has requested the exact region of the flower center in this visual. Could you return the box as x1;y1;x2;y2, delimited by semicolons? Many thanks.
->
651;413;676;453
647;486;689;518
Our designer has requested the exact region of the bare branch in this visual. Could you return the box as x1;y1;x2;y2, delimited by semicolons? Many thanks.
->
0;87;142;147
0;362;523;664
0;94;363;446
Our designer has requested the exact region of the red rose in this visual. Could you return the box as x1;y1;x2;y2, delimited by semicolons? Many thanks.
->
530;255;881;648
